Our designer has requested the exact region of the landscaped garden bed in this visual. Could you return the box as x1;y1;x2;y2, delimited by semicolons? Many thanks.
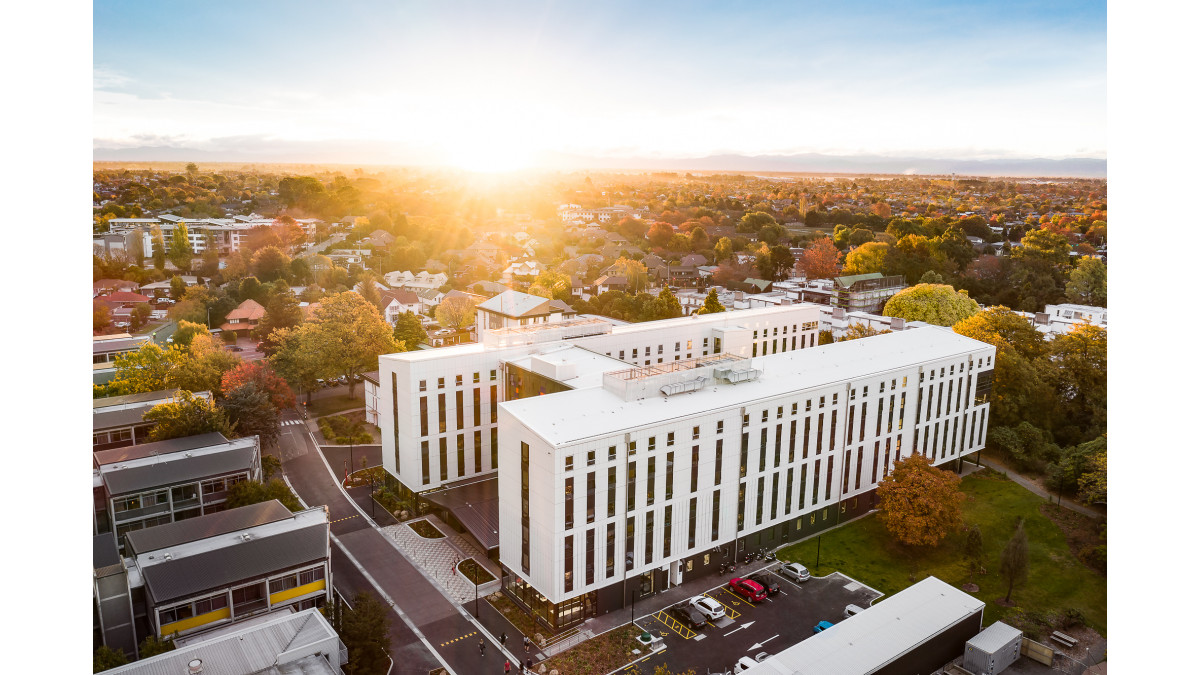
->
408;519;445;539
318;412;374;444
456;559;496;585
541;624;642;675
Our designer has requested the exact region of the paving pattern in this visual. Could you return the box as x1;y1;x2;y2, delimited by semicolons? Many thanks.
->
380;515;502;605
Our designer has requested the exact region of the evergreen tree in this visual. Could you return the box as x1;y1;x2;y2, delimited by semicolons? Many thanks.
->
696;288;725;314
393;311;428;351
1000;520;1030;603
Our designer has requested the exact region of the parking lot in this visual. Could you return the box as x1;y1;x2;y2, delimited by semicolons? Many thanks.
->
623;567;882;674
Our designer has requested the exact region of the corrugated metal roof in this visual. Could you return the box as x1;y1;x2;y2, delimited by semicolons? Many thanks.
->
93;406;153;430
423;477;500;549
142;524;328;604
967;621;1022;652
93;389;182;410
834;272;884;287
93;335;151;354
126;501;293;555
104;609;340;675
94;432;230;465
103;445;255;496
744;576;984;675
93;532;123;571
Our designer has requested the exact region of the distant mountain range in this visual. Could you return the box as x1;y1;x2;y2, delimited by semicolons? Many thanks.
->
93;142;1106;178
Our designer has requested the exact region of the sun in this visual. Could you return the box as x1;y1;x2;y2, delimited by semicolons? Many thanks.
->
445;138;534;173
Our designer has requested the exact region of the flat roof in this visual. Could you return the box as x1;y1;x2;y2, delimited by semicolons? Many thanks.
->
103;608;339;675
93;389;184;410
125;500;294;555
501;327;992;447
504;345;628;391
102;445;257;496
94;432;232;466
745;576;985;675
138;506;328;604
93;335;151;354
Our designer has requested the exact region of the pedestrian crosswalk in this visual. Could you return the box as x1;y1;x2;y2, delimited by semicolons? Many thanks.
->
281;419;307;426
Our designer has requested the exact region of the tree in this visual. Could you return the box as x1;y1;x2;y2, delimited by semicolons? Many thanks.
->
221;383;281;449
94;301;112;332
239;276;266;304
654;286;683;320
340;592;392;675
528;269;572;302
225;479;303;511
1065;256;1106;306
713;237;734;263
130;303;152;330
842;242;889;276
1000;520;1030;603
882;283;980;326
1077;447;1107;505
611;257;650;293
185;162;198;174
170;320;208;349
838;323;892;341
953;307;1054;429
1015;229;1071;268
168;333;240;395
766;245;794;281
93;645;128;672
269;326;323;404
107;343;176;395
221;361;296;410
876;454;964;547
168;222;193;272
151;226;167;270
647;222;675;248
262;454;282;481
798;238;842;280
696;288;725;314
918;271;944;284
144;390;235;442
964;524;984;585
1045;324;1107;441
357;278;383;316
138;634;175;658
256;284;304;349
292;292;400;398
169;275;187;300
393;311;428;351
251;246;292;282
435;295;478;330
737;211;777;233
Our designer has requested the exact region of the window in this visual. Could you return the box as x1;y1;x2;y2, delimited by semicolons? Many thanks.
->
667;432;674;447
776;407;783;420
475;431;482;473
648;436;656;452
419;397;428;436
565;477;575;529
521;442;531;574
473;389;481;427
607;467;617;517
819;396;825;408
473;372;480;384
714;439;723;484
717;420;724;433
663;504;673;557
665;452;674;500
806;399;812;412
439;438;448;481
491;369;497;380
456;374;463;386
645;511;655;563
586;472;596;524
438;394;446;433
761;410;768;423
627;461;637;511
647;457;656;505
419;380;427;392
606;522;616;578
421;441;430;484
438;377;445;389
564;535;574;592
565;455;574;471
456;391;464;429
608;445;617;461
456;435;465;477
587;450;596;466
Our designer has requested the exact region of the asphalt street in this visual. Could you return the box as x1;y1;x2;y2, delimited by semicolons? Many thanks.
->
277;407;523;675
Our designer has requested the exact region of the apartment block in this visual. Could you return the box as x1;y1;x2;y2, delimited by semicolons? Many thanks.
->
496;327;994;629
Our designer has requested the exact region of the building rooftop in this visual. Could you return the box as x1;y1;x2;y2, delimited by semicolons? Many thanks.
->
94;432;232;466
477;290;552;318
501;327;991;447
95;435;257;496
135;505;328;605
745;576;985;675
125;500;294;555
505;345;629;391
93;334;151;355
93;388;185;411
103;608;342;675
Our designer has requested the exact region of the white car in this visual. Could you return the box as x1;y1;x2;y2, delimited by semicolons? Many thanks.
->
689;595;726;621
778;562;811;583
733;653;770;673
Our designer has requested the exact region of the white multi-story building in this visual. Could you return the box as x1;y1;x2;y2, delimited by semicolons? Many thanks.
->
496;326;994;629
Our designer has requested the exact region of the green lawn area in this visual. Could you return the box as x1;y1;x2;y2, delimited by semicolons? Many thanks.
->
776;469;1106;637
305;395;363;418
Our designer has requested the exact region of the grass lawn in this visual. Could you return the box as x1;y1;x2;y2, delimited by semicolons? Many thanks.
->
305;396;363;418
776;469;1106;637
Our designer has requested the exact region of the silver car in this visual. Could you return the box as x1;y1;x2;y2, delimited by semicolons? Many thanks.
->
778;562;811;583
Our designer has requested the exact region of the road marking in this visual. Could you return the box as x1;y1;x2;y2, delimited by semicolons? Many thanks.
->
702;592;742;619
748;635;778;650
723;621;755;637
721;587;754;608
622;647;667;671
439;631;478;647
652;610;696;640
332;515;360;523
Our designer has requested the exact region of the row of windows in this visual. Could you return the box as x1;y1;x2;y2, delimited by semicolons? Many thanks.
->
268;565;326;594
418;386;498;437
158;590;229;625
418;370;498;392
419;428;499;485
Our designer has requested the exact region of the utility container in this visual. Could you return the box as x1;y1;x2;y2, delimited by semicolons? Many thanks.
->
963;621;1022;675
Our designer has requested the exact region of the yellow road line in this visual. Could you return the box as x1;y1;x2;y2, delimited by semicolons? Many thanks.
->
623;647;667;671
438;630;478;647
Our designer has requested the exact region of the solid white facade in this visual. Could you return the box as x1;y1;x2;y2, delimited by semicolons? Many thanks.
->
497;327;995;605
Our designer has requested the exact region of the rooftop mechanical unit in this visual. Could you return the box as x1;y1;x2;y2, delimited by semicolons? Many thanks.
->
713;366;761;384
660;376;708;397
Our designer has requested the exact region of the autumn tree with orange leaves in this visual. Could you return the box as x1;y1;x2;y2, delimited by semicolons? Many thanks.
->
798;237;842;280
876;454;965;548
221;361;296;411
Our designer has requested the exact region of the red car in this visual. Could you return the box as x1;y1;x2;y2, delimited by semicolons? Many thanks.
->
729;577;768;602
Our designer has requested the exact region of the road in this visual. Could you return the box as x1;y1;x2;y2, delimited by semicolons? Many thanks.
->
276;407;519;675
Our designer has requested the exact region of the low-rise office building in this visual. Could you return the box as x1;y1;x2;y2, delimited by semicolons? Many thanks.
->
93;433;262;545
94;501;332;655
94;333;152;385
497;327;994;629
831;273;906;314
93;389;212;451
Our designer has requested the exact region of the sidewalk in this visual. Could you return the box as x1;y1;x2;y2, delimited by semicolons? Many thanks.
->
379;515;502;605
978;458;1105;519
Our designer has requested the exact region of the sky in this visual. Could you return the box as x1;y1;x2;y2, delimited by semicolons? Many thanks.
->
93;0;1107;170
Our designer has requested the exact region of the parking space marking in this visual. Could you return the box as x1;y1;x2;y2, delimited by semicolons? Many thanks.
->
622;647;667;672
720;587;758;609
652;610;696;640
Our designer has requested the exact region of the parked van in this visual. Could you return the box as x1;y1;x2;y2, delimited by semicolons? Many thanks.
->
844;604;865;618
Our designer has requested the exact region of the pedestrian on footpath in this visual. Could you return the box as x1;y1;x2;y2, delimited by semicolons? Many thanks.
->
479;638;486;656
523;635;530;653
500;631;507;648
525;657;534;673
504;660;511;674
